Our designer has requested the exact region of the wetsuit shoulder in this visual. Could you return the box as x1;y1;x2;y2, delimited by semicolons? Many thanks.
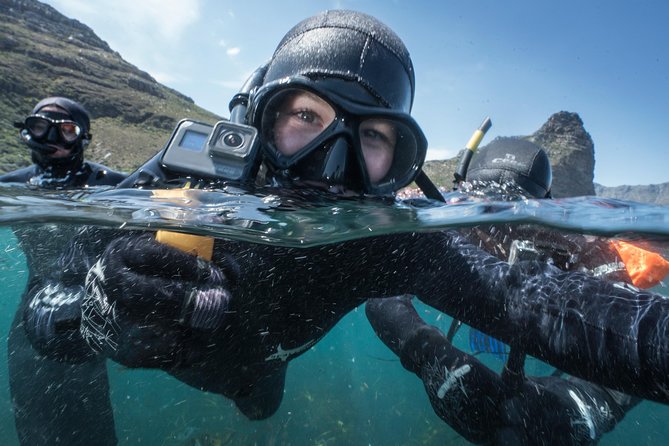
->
0;165;40;184
81;161;127;186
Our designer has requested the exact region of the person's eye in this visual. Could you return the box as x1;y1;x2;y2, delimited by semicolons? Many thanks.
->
362;128;382;140
361;128;393;147
293;109;318;124
31;121;49;134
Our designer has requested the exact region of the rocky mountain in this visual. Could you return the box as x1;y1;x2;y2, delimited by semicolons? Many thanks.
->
423;111;668;203
527;112;595;197
0;0;666;204
0;0;219;173
594;183;669;206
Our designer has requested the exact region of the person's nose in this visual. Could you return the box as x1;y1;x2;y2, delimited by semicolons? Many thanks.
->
46;125;60;143
321;136;350;184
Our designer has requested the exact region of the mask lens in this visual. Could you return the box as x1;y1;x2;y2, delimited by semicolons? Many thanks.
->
359;119;420;188
25;116;50;138
359;119;398;184
59;122;81;143
262;88;336;159
23;115;82;144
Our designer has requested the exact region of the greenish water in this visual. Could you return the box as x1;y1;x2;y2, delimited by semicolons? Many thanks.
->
0;187;668;445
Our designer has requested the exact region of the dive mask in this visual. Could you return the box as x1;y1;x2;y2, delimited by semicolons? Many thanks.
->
18;114;85;146
249;77;427;195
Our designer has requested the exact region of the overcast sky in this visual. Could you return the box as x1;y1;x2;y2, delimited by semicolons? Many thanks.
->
42;0;669;187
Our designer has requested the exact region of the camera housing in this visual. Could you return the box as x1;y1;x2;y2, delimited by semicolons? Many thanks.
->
160;119;260;182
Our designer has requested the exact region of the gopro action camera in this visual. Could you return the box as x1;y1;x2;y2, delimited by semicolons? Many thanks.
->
161;119;260;182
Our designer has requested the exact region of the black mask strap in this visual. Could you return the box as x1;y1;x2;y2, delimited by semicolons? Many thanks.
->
415;171;445;202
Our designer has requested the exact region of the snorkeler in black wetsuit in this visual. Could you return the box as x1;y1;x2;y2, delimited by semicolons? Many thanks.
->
0;97;126;187
0;97;125;446
20;10;669;443
367;138;649;445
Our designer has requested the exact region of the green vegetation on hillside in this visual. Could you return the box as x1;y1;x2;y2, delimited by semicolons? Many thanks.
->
0;0;220;174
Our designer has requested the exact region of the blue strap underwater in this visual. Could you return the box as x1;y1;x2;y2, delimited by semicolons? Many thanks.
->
468;327;509;362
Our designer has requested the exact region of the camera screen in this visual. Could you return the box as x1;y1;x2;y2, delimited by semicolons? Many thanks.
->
179;130;208;152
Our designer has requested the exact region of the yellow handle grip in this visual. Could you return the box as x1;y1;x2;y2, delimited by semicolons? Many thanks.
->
155;230;214;261
152;187;214;260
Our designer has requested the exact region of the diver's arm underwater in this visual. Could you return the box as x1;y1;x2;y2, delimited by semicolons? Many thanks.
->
365;217;649;442
366;294;640;446
72;224;669;406
397;229;669;404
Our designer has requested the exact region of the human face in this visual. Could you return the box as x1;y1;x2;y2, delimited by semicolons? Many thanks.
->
359;119;396;183
272;90;397;183
273;90;336;156
27;105;80;158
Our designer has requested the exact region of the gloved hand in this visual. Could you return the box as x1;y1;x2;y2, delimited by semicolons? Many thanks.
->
80;233;234;369
24;281;96;363
494;376;626;446
391;318;629;446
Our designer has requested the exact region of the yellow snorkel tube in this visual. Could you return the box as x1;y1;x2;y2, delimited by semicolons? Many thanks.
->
453;117;493;187
153;187;214;261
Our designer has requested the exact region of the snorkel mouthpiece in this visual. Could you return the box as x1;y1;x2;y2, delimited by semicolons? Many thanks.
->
19;129;58;155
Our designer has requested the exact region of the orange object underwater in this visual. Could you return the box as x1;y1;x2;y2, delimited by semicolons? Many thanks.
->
611;240;669;289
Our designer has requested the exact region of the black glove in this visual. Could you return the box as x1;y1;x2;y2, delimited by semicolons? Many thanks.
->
386;317;634;446
23;281;96;363
495;376;633;446
80;233;234;369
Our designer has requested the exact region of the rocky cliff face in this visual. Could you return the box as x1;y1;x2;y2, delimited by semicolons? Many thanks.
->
526;111;595;198
519;112;669;202
595;183;669;205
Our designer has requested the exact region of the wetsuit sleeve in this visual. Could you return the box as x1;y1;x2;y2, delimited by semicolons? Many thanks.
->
375;230;669;404
21;226;119;362
82;161;128;186
366;295;640;445
0;166;38;184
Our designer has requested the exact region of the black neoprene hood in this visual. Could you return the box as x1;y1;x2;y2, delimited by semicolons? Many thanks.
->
262;10;415;112
466;138;553;198
25;97;91;171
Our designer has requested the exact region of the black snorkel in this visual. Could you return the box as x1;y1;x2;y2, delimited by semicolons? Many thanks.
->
414;117;493;202
414;171;446;202
223;63;269;186
229;63;268;125
14;122;58;156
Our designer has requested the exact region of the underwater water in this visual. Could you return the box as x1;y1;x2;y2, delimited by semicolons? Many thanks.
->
0;185;668;445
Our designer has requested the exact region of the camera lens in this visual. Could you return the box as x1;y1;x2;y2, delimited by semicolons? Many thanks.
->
223;132;244;147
